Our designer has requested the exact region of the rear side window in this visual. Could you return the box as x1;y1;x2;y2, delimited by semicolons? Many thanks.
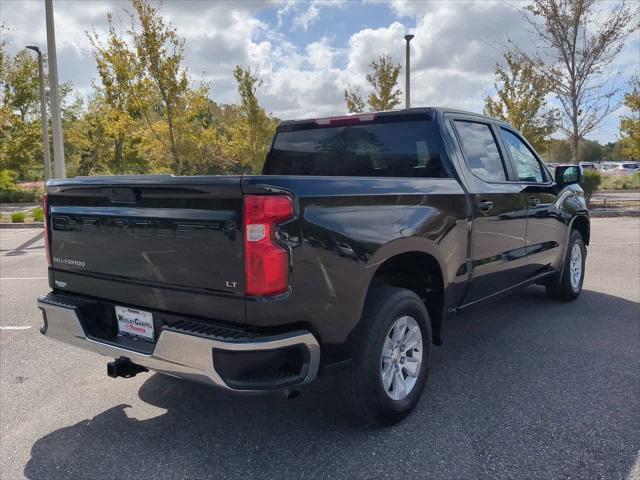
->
265;120;449;177
454;121;506;182
501;128;545;182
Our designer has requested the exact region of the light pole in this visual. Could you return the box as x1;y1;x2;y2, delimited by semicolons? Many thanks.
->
404;34;414;109
26;46;52;181
45;0;65;178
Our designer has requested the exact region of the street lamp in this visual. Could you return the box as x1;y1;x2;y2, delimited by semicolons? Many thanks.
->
404;34;414;109
26;45;52;181
45;0;65;178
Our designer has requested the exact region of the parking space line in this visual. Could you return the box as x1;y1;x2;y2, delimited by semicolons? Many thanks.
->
0;277;48;280
0;326;33;330
590;242;640;245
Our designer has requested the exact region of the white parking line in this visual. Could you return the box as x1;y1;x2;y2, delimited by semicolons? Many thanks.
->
0;277;48;280
0;326;33;330
1;252;45;256
590;242;640;245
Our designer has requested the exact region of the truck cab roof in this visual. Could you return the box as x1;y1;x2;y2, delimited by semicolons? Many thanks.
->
277;107;506;130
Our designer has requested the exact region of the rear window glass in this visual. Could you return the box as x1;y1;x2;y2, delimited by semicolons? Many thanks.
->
265;120;449;177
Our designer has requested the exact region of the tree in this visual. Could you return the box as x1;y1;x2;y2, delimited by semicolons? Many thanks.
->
87;15;142;174
0;49;45;180
129;0;189;172
223;66;277;173
619;77;640;159
509;0;637;162
484;52;558;152
344;85;365;113
343;55;402;112
366;55;402;111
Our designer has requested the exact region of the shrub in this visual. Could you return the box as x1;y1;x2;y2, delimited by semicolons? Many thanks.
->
600;172;640;190
32;207;44;222
0;189;41;203
581;170;602;205
11;212;26;223
0;170;18;191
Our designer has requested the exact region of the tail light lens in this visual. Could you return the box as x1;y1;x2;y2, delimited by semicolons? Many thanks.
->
243;195;294;297
42;194;52;267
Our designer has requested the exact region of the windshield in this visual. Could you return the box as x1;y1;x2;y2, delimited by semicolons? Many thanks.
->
264;120;449;178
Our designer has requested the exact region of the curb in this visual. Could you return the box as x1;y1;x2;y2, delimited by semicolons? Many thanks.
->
0;223;44;229
596;189;639;194
590;210;640;218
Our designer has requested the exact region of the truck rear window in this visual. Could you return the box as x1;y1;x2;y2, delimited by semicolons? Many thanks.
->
264;120;449;177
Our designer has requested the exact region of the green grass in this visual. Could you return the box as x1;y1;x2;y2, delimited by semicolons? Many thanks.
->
599;173;640;190
11;211;26;223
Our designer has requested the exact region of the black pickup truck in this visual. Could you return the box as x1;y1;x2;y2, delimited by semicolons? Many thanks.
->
38;108;589;424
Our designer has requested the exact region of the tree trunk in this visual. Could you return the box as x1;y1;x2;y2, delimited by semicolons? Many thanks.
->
166;108;180;173
114;134;124;174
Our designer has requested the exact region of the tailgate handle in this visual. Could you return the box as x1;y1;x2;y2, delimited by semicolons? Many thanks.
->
107;187;138;204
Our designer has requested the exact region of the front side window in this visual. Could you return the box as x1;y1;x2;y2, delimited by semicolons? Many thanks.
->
454;121;506;182
501;129;545;183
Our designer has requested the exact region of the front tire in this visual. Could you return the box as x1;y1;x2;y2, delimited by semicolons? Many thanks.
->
342;287;432;425
546;230;586;301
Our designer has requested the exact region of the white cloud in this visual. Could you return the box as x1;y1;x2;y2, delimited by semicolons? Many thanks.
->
1;0;637;141
306;37;339;70
274;0;347;32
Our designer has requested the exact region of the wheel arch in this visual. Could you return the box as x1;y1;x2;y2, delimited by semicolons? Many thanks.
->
362;249;446;346
570;214;590;245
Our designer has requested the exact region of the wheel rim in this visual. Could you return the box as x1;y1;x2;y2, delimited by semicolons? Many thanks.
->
569;243;582;289
380;315;423;401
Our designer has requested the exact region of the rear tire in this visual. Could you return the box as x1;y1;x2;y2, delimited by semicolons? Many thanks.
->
342;287;432;426
546;230;586;301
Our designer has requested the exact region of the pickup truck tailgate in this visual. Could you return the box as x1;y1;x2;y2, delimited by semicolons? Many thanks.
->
46;176;245;320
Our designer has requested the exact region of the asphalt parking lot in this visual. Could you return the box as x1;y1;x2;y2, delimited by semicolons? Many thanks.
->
1;218;639;480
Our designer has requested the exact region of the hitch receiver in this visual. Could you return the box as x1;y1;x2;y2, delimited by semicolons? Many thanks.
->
107;357;148;379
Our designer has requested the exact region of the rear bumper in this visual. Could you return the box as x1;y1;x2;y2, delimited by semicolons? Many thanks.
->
37;293;320;392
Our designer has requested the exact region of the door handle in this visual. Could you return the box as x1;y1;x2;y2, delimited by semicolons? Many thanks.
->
528;196;541;207
476;200;494;212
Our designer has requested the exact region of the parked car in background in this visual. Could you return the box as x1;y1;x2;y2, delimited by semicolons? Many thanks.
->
612;162;640;176
579;162;597;171
598;162;617;173
37;108;590;425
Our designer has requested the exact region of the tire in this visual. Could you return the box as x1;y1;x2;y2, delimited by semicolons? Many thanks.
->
342;287;432;426
546;230;586;301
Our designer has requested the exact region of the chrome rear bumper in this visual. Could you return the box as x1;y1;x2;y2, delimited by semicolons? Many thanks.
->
37;295;320;391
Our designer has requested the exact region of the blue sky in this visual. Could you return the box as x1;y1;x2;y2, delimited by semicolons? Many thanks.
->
2;0;639;144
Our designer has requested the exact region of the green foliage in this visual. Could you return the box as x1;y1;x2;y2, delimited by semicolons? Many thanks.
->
32;207;44;222
344;55;402;113
580;170;602;204
0;189;41;203
619;77;639;160
11;211;26;223
223;66;277;173
344;85;365;113
600;172;640;190
366;55;402;111
0;169;17;190
484;52;558;152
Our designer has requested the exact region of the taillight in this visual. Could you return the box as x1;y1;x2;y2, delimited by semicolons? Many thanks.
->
243;195;294;297
42;194;52;267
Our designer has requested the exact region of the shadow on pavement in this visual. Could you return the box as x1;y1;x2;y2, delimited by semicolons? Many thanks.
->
24;288;640;480
1;230;44;256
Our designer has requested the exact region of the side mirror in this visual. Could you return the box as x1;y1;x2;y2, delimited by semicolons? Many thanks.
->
555;165;582;187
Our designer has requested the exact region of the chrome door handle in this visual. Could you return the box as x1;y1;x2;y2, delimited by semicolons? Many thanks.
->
477;200;494;212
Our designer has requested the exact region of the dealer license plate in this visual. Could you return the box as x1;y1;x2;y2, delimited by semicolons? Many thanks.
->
115;306;155;341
